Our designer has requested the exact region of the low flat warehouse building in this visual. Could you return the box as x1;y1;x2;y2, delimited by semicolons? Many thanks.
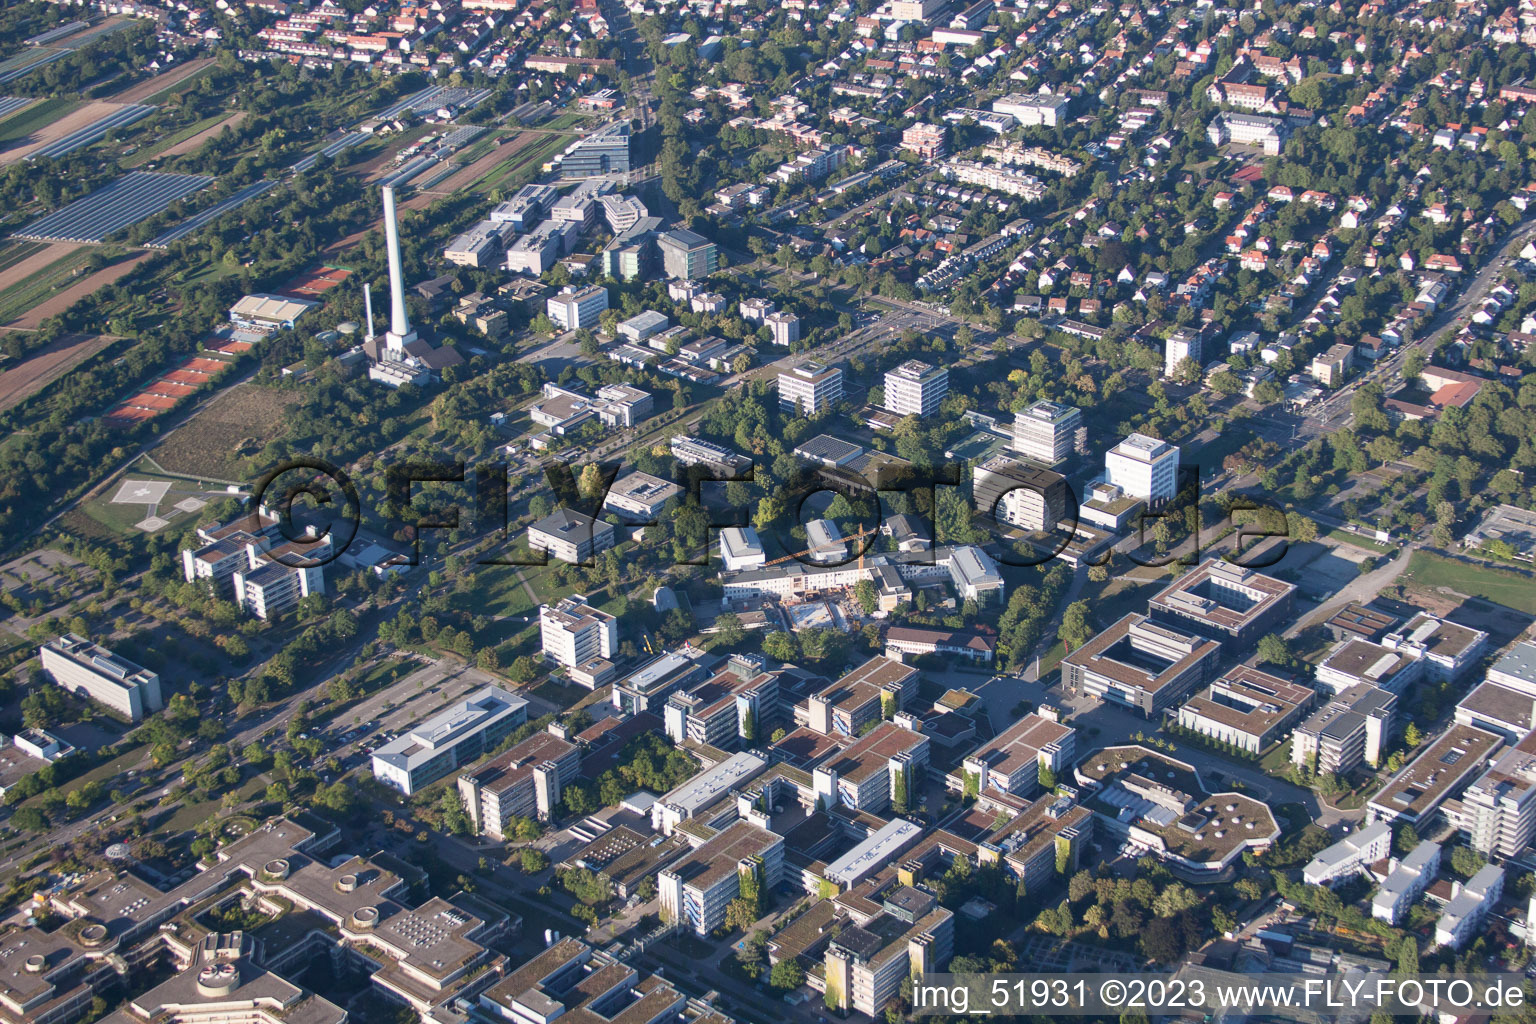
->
1381;613;1488;683
372;686;529;795
457;730;580;835
1061;614;1222;718
1315;638;1423;695
1366;723;1502;829
659;820;784;936
1148;559;1295;647
652;751;768;835
1176;666;1314;754
40;634;163;722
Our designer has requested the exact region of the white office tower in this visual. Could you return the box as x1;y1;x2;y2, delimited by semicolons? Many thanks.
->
1105;433;1180;502
883;360;949;417
540;596;618;670
381;185;417;355
1012;400;1085;464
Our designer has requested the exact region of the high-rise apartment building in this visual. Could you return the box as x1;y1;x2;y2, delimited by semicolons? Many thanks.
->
1105;433;1180;501
657;229;719;281
540;596;619;672
778;361;844;414
1012;400;1085;464
883;360;949;418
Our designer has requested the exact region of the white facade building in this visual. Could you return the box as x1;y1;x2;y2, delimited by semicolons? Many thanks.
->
1105;433;1180;501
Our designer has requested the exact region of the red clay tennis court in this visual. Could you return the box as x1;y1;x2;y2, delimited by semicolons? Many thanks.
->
125;393;178;410
282;265;352;297
182;357;230;374
147;381;198;397
164;369;213;385
208;339;254;354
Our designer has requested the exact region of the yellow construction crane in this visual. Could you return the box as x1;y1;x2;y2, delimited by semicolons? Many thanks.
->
764;524;874;572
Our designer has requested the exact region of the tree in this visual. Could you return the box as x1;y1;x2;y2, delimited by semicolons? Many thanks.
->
725;897;759;934
1404;722;1423;748
1058;600;1092;650
852;579;878;614
770;958;805;990
762;631;799;662
1256;634;1292;669
715;612;745;646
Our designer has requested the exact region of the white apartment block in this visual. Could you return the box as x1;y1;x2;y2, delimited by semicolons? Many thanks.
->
1436;864;1504;949
1464;731;1536;859
1105;433;1180;502
1371;840;1440;925
1302;820;1392;886
883;360;949;418
765;310;801;347
1012;400;1085;464
39;634;164;723
540;596;618;671
1164;328;1202;378
546;285;608;330
778;361;844;414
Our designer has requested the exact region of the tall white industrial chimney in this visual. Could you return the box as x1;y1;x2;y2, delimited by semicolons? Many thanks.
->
381;185;416;353
363;282;375;343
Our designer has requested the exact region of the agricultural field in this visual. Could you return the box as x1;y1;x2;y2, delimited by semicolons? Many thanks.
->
0;333;114;412
123;110;245;167
16;171;211;243
150;383;298;481
0;243;94;324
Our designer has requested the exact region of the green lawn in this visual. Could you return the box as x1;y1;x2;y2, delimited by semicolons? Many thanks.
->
141;63;218;105
121;111;231;168
1403;550;1536;615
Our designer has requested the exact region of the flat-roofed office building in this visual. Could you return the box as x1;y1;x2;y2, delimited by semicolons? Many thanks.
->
40;634;163;722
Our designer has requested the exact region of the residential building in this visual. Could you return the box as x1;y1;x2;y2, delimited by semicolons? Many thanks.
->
961;710;1075;798
561;121;631;177
1366;723;1502;828
1163;327;1202;379
457;730;581;833
39;634;163;723
1302;820;1393;885
528;509;617;565
1291;682;1396;774
1315;639;1423;695
1012;400;1085;464
1372;840;1441;925
540;595;618;678
972;455;1069;532
1061;614;1221;718
1311;342;1356;387
1381;614;1488;683
1105;433;1180;502
657;229;719;281
821;886;953;1017
371;685;528;795
598;194;648;233
546;284;608;330
658;820;785;936
883;360;949;418
1207;112;1288;154
1176;665;1313;754
890;0;946;20
1463;731;1536;859
1435;864;1505;950
902;123;948;160
778;361;844;414
1147;558;1296;647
